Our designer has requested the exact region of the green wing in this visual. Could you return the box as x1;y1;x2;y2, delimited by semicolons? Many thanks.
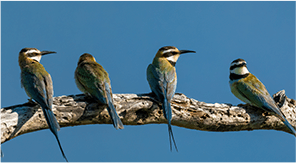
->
236;74;284;117
75;62;110;104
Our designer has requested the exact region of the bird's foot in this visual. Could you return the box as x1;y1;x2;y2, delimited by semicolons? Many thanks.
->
26;98;37;106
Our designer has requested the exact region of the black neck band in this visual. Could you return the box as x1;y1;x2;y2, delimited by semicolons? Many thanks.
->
168;60;176;67
229;73;249;80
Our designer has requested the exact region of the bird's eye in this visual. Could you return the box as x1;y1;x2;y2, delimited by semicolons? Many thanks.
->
27;52;37;57
162;50;179;57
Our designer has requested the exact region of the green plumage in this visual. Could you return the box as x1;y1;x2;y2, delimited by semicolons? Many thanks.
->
75;61;110;103
230;58;296;135
21;61;53;106
230;73;282;117
18;48;68;162
147;52;178;152
148;57;177;102
75;53;124;129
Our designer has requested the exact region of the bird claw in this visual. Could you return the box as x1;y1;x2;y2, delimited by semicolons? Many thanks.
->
26;98;37;106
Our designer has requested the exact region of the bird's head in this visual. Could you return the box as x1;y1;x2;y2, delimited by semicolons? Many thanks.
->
77;53;96;65
155;46;196;66
230;58;250;75
19;47;56;62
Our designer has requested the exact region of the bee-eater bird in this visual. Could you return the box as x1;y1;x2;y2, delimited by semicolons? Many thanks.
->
75;53;124;129
229;58;296;136
146;46;196;151
18;48;68;162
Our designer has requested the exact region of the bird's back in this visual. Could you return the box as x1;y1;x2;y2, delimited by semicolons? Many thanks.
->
21;61;53;110
75;61;111;104
232;73;286;120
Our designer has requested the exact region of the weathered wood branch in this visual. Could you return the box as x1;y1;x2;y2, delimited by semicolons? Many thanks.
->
1;90;296;143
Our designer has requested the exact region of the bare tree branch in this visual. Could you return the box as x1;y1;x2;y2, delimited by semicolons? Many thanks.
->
1;90;296;144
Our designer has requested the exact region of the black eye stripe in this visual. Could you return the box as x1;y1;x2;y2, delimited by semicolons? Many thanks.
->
230;63;246;70
163;52;172;57
163;51;178;57
27;52;38;57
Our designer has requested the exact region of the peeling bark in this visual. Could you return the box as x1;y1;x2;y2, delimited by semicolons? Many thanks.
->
1;90;296;144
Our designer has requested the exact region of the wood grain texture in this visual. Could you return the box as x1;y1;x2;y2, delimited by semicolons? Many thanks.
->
2;90;296;144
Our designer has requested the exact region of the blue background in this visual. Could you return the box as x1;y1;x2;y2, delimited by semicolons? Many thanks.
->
1;1;295;162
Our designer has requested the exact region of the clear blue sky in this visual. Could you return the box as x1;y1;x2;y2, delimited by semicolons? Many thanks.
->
1;1;295;162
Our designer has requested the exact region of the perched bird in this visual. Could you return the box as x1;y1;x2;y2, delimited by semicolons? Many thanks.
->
146;46;196;151
75;53;124;129
18;48;68;161
229;58;296;136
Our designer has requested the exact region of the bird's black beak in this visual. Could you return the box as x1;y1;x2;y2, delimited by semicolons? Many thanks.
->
41;51;56;56
179;50;196;54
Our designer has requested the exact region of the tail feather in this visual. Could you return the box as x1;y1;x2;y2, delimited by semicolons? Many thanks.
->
163;98;178;152
105;82;124;129
163;98;172;122
42;108;68;162
168;121;178;152
282;117;296;136
53;133;69;162
107;100;124;130
43;108;60;133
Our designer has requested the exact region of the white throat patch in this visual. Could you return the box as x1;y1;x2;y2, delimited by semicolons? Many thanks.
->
29;55;42;62
166;55;178;63
230;66;249;75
